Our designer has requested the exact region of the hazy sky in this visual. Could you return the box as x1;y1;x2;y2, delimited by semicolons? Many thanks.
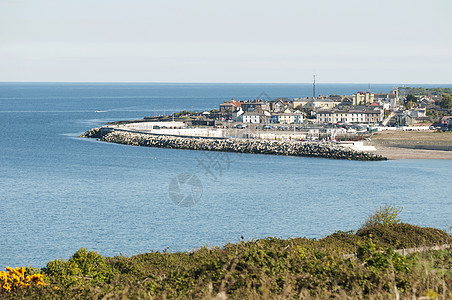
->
1;0;451;83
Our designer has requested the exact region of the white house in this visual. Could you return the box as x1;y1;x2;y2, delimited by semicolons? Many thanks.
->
241;112;262;123
408;108;426;118
232;108;244;122
270;112;304;124
316;109;383;124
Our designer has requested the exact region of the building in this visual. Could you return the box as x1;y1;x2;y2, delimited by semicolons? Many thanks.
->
316;109;383;124
232;108;244;122
271;112;304;124
219;100;242;113
419;96;436;108
398;114;414;126
408;108;426;118
240;100;269;113
440;116;452;129
269;99;289;112
373;88;399;109
292;98;340;110
352;92;375;106
241;112;263;124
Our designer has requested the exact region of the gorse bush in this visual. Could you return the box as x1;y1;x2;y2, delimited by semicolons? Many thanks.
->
357;223;452;248
0;267;46;293
42;248;117;287
361;204;402;230
2;216;452;299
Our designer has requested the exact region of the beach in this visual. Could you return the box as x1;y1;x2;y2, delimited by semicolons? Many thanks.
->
373;145;452;159
370;130;452;159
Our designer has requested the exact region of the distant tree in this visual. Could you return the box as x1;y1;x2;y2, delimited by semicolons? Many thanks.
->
398;87;452;96
406;94;417;103
440;93;452;109
404;94;418;109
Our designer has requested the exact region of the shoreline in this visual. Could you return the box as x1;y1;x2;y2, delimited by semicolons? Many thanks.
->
373;144;452;160
370;130;452;159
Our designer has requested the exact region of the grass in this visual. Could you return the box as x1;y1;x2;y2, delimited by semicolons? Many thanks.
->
2;222;451;299
372;130;452;144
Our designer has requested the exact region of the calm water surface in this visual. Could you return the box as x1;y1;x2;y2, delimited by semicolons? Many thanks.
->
0;83;451;269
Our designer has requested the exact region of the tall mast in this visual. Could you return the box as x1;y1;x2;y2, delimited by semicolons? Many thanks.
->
313;75;316;99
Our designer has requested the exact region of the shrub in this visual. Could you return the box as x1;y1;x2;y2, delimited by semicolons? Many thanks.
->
42;248;117;287
357;223;452;248
360;204;402;230
0;267;46;293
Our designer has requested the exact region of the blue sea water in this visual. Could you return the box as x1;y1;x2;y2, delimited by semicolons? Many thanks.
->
0;82;451;269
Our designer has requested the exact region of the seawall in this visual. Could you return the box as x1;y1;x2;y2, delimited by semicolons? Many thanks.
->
80;128;387;161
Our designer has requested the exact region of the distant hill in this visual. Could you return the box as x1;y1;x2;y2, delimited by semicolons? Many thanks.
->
398;86;452;96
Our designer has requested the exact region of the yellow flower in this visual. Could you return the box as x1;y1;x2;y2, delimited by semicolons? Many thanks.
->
2;283;11;292
1;266;47;292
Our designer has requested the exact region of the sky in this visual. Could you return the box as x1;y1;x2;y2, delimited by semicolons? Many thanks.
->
0;0;451;83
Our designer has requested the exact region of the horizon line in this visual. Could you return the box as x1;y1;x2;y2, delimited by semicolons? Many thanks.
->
1;81;451;85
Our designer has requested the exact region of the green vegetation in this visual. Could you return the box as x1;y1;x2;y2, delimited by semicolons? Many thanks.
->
440;93;452;109
359;204;402;230
403;94;418;109
173;110;195;117
398;87;452;96
2;208;452;299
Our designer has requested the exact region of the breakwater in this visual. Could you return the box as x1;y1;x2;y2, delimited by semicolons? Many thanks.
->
80;128;387;161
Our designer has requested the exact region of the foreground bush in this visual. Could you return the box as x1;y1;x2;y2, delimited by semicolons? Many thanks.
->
2;222;451;299
0;267;46;293
360;204;403;230
42;248;117;288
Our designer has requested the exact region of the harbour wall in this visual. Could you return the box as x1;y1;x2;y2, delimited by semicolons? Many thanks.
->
80;128;387;161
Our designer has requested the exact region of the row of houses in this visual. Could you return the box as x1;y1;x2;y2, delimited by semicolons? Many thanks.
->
396;108;431;126
237;108;387;125
316;109;384;124
216;89;403;125
239;111;305;124
352;89;399;107
220;89;399;113
220;97;345;113
219;99;292;113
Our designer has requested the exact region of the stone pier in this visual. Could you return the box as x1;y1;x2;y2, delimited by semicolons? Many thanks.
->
80;128;387;161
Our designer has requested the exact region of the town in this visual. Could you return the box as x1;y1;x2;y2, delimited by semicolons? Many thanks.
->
213;87;452;130
108;87;452;142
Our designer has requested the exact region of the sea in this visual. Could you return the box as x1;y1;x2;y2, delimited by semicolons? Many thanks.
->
0;82;451;269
